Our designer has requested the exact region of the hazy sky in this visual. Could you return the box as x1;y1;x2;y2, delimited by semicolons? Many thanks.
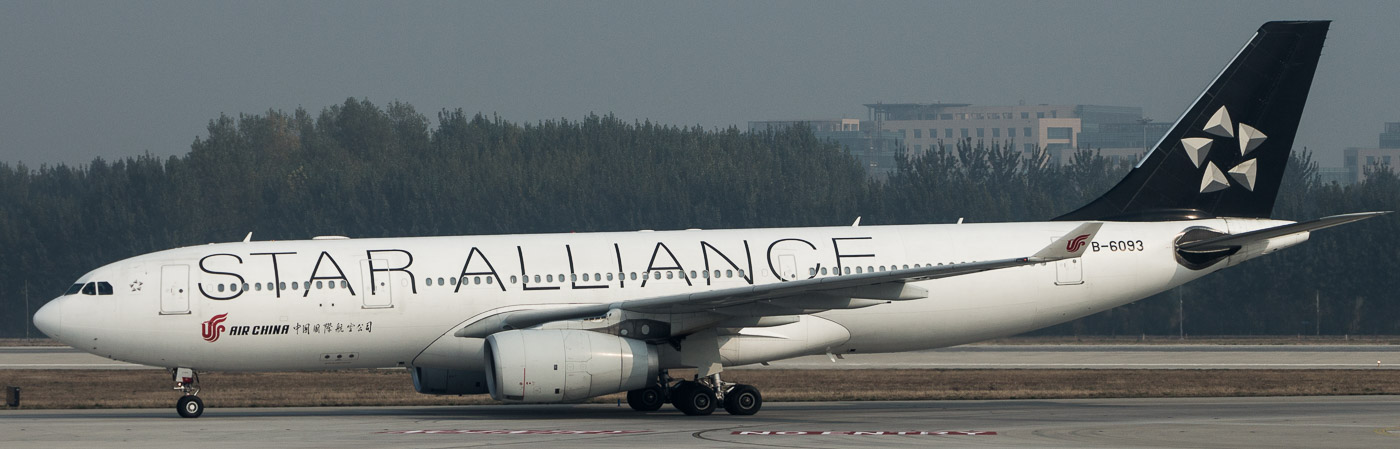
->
2;1;1396;167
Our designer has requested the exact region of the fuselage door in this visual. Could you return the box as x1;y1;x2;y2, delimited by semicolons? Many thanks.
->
1055;258;1084;285
160;265;191;315
360;259;394;309
778;254;798;281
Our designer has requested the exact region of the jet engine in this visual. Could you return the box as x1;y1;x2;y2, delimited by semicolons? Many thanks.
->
484;329;657;403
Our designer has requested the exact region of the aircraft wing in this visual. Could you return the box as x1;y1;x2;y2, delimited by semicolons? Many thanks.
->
1177;212;1389;251
456;222;1102;338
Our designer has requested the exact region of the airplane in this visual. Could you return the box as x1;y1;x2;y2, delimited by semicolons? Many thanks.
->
31;20;1386;418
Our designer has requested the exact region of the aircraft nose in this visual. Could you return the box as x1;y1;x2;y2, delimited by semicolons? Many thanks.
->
33;298;63;339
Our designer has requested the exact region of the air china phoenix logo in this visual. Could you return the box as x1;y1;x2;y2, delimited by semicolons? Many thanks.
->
1066;234;1090;253
202;313;228;343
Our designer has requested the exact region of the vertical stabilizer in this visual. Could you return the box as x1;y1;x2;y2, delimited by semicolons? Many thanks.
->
1057;21;1329;221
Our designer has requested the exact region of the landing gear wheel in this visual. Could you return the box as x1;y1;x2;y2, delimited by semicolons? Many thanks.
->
177;395;204;418
626;386;666;411
723;384;762;415
671;381;716;416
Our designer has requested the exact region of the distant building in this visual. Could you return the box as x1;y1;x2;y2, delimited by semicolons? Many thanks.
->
1381;122;1400;149
1317;166;1352;186
1343;147;1400;184
867;103;1167;166
747;119;904;179
1335;122;1400;184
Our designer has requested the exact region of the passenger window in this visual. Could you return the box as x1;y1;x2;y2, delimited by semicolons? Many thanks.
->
279;282;286;290
449;277;457;286
903;265;909;269
821;267;828;275
856;267;863;274
572;274;578;282
340;281;348;289
607;273;615;281
327;281;336;289
292;282;300;290
843;267;850;275
666;271;673;279
738;269;746;278
424;278;432;287
510;275;518;284
255;283;263;291
243;283;251;291
630;272;637;281
546;274;554;283
726;270;733;278
97;282;113;295
217;284;225;293
316;281;323;289
533;275;541;283
486;276;493;284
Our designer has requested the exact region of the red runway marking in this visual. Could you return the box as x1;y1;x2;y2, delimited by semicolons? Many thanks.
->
731;430;996;436
380;429;650;435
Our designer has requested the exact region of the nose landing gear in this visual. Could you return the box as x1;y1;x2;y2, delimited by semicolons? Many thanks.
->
171;368;203;418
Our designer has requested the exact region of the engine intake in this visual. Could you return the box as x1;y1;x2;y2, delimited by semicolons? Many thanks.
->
484;329;657;403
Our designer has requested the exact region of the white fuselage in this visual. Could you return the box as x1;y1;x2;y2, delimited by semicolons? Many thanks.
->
38;218;1301;372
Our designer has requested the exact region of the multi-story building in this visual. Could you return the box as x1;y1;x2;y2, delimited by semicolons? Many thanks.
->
1337;122;1400;184
747;119;904;179
749;103;1168;178
867;103;1167;166
1380;122;1400;149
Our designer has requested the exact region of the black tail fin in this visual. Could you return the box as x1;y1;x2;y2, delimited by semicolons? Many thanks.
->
1057;21;1329;221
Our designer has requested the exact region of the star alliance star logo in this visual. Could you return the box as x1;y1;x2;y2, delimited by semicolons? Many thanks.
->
1180;105;1264;193
130;280;143;292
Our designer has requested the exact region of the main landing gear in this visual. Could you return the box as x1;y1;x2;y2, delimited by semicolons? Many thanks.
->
625;371;763;416
171;368;204;418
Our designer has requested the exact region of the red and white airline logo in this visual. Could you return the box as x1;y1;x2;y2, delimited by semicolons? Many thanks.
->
1066;234;1090;253
202;313;228;342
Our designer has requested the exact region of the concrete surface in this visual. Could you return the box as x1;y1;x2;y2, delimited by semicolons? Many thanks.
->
3;396;1398;448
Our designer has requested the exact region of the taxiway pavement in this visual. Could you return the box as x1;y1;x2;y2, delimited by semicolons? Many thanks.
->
3;396;1398;448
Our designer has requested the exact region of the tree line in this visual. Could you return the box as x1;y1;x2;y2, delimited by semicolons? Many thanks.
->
0;98;1395;337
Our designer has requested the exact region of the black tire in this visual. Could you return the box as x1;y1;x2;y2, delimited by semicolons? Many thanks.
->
176;395;203;418
671;381;715;416
626;386;666;411
723;384;762;415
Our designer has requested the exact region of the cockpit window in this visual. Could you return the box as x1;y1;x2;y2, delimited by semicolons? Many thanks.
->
81;283;97;295
97;282;114;295
65;283;84;295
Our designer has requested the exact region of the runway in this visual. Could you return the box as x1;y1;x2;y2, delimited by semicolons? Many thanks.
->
5;344;1399;369
3;396;1398;448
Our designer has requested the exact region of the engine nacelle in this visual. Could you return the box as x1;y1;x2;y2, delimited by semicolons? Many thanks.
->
484;329;657;403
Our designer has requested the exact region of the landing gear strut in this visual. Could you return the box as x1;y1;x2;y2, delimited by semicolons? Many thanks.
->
172;368;203;418
624;370;763;416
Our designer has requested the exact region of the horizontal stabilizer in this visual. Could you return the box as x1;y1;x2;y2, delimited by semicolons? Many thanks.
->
1178;212;1390;251
1032;222;1103;261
